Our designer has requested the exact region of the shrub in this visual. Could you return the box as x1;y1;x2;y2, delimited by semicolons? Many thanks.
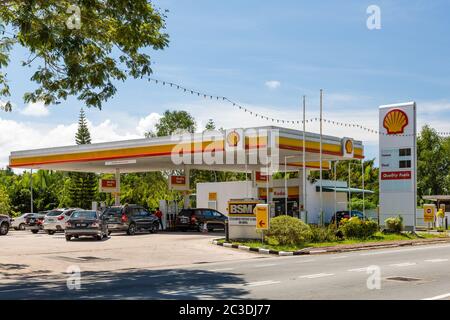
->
265;216;312;246
309;225;339;243
384;216;403;233
339;217;378;239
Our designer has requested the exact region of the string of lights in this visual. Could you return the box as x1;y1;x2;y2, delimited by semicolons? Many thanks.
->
145;76;450;138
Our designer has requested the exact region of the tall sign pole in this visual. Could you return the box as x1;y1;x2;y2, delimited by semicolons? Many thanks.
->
302;95;307;223
319;89;323;226
379;102;417;231
30;169;34;214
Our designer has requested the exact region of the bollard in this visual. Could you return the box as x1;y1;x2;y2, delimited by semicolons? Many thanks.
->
225;219;230;242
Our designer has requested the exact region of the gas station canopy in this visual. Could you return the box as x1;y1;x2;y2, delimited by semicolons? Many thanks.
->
9;126;364;173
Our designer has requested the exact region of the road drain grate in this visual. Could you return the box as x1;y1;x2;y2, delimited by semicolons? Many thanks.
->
386;276;422;282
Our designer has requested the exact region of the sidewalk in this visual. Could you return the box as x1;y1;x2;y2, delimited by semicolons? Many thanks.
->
214;236;450;256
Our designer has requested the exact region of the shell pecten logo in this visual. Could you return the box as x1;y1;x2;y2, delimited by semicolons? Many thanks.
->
345;139;354;154
226;130;240;147
383;109;409;135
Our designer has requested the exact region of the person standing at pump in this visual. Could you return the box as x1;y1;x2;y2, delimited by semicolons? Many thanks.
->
155;208;163;230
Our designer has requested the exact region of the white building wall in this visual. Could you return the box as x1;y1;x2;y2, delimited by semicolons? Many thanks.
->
196;178;349;223
196;181;253;215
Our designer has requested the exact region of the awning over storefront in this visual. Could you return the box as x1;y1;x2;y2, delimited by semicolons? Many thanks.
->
316;186;374;194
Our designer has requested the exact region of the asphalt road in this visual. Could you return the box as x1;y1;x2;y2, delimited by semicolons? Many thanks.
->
2;240;450;300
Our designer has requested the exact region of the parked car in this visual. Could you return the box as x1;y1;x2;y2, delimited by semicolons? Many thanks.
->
26;212;48;234
103;204;159;235
65;210;109;241
175;208;227;232
43;208;80;235
11;213;34;230
0;214;10;236
330;210;365;225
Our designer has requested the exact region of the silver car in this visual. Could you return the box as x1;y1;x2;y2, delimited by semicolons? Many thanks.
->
11;213;34;230
43;208;80;235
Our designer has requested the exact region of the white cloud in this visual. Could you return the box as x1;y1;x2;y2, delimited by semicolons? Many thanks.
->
0;114;153;168
136;112;162;136
419;100;450;114
20;101;50;117
265;80;281;90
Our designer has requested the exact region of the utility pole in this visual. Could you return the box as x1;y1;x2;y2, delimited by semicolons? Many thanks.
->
302;96;307;223
30;169;34;213
319;89;323;226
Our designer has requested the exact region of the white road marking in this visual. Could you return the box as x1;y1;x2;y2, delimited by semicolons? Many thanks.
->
360;245;450;256
254;263;279;268
348;267;369;272
423;293;450;300
244;280;281;287
389;262;417;267
299;273;334;279
295;259;315;263
210;268;235;272
331;255;349;260
425;259;449;263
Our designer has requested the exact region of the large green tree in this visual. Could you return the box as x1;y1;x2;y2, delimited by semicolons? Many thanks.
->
417;125;450;199
154;110;196;136
68;109;97;208
0;185;12;215
0;1;169;111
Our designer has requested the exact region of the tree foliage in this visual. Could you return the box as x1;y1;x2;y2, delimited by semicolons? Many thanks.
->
154;110;196;136
417;125;450;199
67;109;97;209
0;0;169;111
0;184;12;215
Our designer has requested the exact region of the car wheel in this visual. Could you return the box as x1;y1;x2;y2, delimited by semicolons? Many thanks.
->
197;223;204;232
31;230;39;234
46;230;55;235
65;235;72;241
19;223;26;231
96;235;102;241
151;222;159;234
0;222;9;236
108;231;112;236
127;223;136;235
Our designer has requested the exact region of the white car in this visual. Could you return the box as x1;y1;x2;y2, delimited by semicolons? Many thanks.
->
43;208;80;235
11;213;34;230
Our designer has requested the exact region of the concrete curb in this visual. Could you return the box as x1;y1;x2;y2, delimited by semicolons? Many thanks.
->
213;237;450;256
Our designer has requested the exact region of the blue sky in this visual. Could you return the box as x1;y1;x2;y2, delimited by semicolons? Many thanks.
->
1;0;450;167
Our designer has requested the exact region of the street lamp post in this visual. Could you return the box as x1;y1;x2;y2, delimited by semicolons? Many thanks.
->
302;96;307;223
30;169;34;214
319;89;323;226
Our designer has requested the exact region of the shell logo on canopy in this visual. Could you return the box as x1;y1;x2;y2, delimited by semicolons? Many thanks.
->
226;130;240;147
383;109;409;135
345;139;354;154
342;137;354;158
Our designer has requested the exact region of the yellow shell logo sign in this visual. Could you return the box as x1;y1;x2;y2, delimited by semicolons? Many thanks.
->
345;140;353;154
383;109;409;135
227;131;240;147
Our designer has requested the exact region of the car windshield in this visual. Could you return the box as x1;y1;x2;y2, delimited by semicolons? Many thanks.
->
71;211;97;219
104;207;122;215
47;210;63;216
178;210;193;217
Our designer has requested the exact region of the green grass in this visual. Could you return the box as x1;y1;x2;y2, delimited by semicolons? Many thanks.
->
218;231;448;252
